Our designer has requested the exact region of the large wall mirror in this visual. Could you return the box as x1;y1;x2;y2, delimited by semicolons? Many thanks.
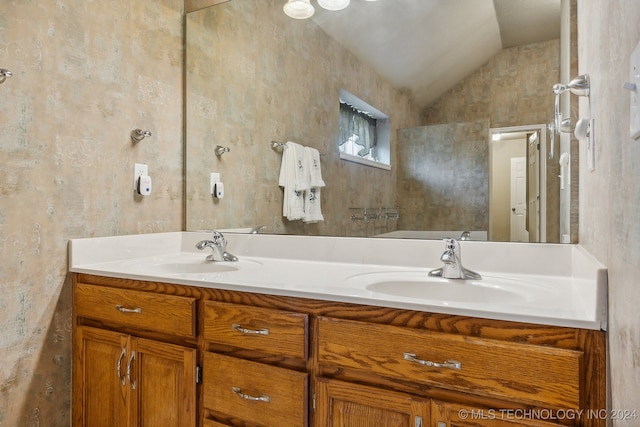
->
185;0;577;243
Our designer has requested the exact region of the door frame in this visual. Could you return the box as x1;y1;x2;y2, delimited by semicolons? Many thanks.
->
488;124;548;243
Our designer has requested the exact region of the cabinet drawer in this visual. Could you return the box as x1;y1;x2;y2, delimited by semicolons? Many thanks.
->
317;317;583;410
75;282;196;338
203;301;308;359
203;352;308;427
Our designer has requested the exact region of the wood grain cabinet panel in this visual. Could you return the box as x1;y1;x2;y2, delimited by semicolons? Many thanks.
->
317;316;583;410
203;300;308;359
431;400;568;427
203;352;308;427
75;282;196;337
73;326;196;427
315;377;430;427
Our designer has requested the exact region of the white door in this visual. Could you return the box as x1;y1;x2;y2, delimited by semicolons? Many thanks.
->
510;157;529;242
527;132;540;242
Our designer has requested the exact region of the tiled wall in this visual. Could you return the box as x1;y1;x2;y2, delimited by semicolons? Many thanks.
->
577;0;640;417
185;0;421;237
0;1;184;424
396;121;490;234
420;40;562;242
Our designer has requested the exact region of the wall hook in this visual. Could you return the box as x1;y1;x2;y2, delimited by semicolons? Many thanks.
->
131;129;152;143
215;145;230;156
0;69;13;84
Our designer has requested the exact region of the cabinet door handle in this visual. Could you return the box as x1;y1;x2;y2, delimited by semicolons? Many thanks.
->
116;348;127;385
126;351;136;390
115;305;142;314
403;352;462;370
232;324;269;336
231;387;270;402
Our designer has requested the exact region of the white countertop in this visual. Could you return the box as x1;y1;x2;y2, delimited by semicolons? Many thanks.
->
69;232;608;331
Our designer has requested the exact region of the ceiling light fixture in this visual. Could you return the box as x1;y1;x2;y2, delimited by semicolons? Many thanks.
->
283;0;315;19
317;0;350;11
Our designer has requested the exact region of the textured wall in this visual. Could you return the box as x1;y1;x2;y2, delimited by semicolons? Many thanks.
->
577;0;640;421
396;121;489;234
422;40;562;243
0;0;184;425
185;0;421;237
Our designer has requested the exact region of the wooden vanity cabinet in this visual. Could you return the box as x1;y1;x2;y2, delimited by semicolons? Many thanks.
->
72;280;197;427
201;301;309;426
72;274;605;427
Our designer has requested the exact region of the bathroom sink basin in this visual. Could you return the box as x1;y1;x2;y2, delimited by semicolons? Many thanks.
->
347;271;536;304
151;261;241;274
121;254;262;276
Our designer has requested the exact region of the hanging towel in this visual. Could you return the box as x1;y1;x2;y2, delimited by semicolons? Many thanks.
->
303;187;324;223
305;147;325;188
303;147;324;223
278;142;305;221
293;143;310;192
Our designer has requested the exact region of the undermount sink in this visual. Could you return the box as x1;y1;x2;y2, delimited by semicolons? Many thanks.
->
347;271;539;304
123;254;262;276
151;261;241;274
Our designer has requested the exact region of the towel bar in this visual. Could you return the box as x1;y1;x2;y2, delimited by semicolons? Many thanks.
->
270;141;326;157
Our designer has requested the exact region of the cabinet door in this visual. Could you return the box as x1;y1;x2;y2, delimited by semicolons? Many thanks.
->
73;326;130;427
132;337;197;427
431;401;567;427
315;378;429;427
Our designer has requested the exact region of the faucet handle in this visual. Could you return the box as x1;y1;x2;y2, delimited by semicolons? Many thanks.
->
444;238;457;251
211;230;226;245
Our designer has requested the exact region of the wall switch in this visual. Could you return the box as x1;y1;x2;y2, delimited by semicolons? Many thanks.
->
210;172;220;195
133;163;148;190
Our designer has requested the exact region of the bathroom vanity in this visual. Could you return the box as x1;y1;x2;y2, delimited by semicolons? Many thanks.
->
70;232;607;427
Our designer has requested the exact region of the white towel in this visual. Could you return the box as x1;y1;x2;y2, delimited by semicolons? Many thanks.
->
278;142;305;221
303;147;324;223
293;143;310;192
305;147;325;188
303;187;324;223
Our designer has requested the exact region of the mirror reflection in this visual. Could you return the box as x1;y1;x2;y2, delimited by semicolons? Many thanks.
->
186;0;572;243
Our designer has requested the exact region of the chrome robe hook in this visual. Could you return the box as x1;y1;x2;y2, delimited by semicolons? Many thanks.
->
0;69;13;84
131;129;152;143
215;145;231;156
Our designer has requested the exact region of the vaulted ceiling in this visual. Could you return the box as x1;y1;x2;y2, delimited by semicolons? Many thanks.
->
312;0;561;108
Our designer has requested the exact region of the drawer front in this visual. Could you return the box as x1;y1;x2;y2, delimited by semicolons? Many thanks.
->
203;352;308;427
203;301;308;359
75;282;196;338
317;317;583;409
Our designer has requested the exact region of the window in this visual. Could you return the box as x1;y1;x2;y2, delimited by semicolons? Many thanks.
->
338;89;390;170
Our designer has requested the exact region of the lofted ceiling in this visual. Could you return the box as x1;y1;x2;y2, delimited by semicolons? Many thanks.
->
311;0;561;109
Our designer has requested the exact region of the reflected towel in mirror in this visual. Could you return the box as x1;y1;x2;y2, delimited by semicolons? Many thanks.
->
278;142;305;220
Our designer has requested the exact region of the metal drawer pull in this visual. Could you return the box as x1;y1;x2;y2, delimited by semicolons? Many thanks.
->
403;352;462;370
115;305;142;314
126;351;136;390
231;387;271;402
116;348;127;385
232;324;269;335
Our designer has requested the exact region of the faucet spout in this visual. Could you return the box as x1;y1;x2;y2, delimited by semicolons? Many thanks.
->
196;231;238;262
429;238;481;280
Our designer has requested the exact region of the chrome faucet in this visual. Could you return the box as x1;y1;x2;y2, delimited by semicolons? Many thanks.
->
250;225;267;234
196;231;238;262
429;238;481;280
459;230;471;240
